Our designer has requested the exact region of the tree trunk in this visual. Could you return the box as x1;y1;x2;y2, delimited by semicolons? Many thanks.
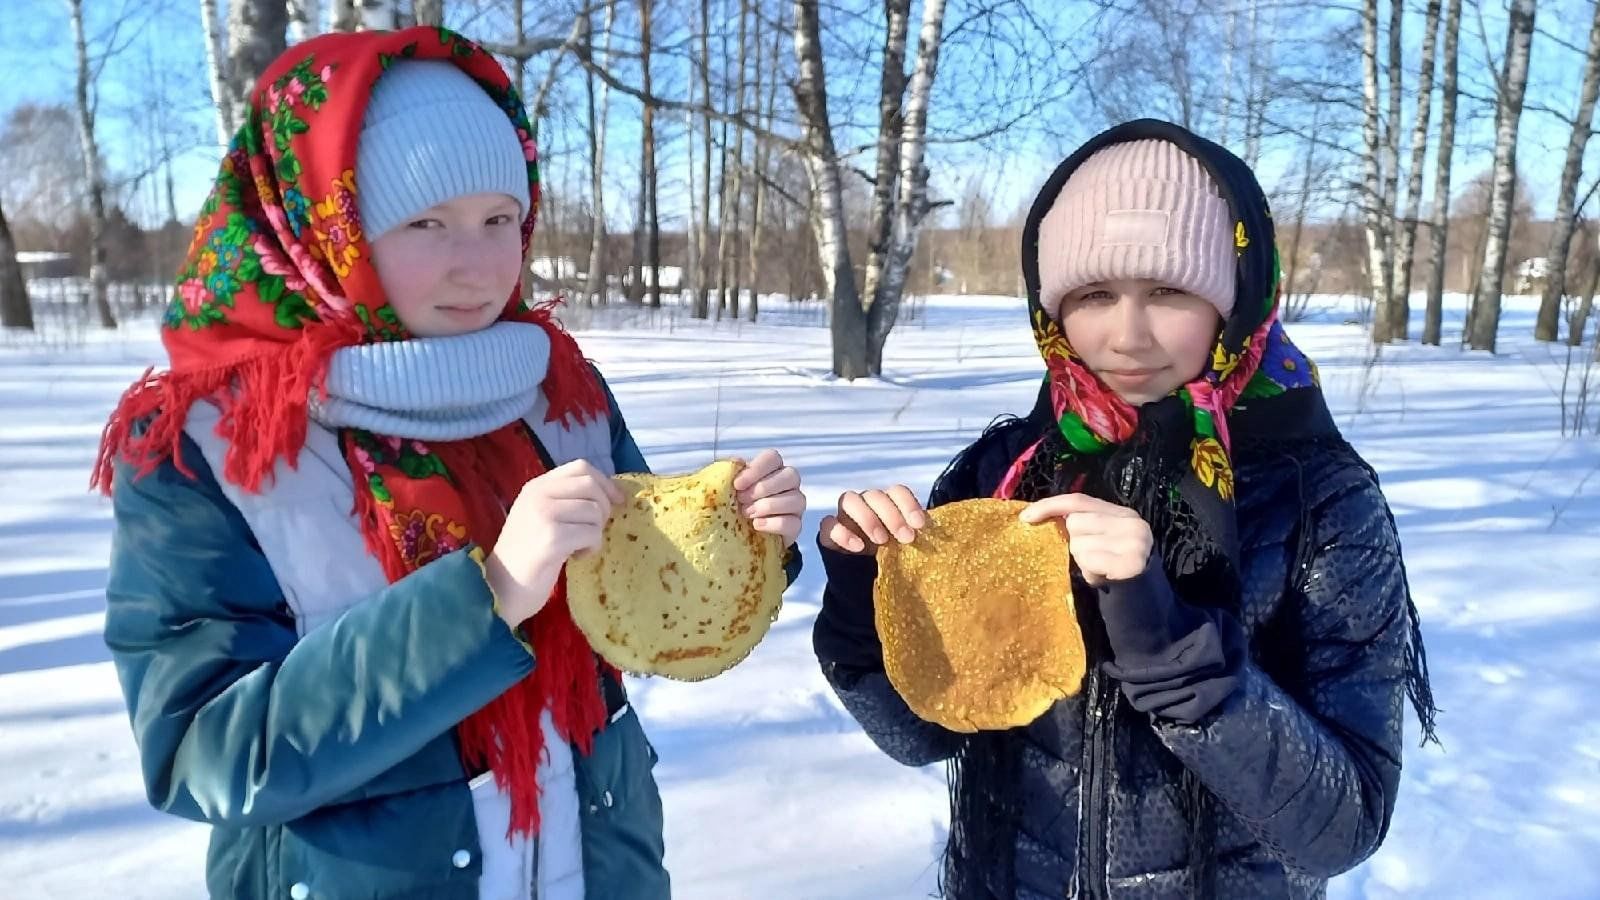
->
1383;0;1403;316
584;0;617;308
713;0;735;319
1537;2;1600;341
1468;0;1536;354
226;0;289;133
329;0;359;32
1361;0;1393;342
200;0;236;144
1424;0;1462;345
693;0;714;318
287;0;322;43
723;0;752;320
68;0;116;329
1391;0;1441;342
746;8;783;323
1571;248;1598;346
860;0;910;316
630;170;646;304
0;196;32;331
413;0;444;27
792;0;866;378
871;0;948;373
640;0;660;308
1284;102;1324;320
626;0;646;307
359;0;400;30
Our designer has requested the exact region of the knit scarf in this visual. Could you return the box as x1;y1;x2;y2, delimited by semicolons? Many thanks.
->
94;26;610;838
310;321;556;438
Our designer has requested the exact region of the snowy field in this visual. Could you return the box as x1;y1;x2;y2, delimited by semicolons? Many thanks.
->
2;292;1597;898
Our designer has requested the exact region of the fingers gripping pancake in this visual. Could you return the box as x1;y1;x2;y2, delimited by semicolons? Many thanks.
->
567;460;785;680
874;498;1085;732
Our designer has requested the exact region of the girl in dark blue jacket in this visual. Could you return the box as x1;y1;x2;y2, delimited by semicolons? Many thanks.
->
814;120;1437;899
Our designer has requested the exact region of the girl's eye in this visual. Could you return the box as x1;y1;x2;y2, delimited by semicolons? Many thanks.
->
1151;286;1185;296
486;213;516;226
407;218;444;230
1077;290;1114;303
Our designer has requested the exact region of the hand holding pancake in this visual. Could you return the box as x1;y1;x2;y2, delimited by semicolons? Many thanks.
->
732;449;805;545
1019;493;1153;587
819;485;929;554
486;459;624;627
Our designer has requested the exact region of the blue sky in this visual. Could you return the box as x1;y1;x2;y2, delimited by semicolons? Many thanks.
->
1;0;1592;237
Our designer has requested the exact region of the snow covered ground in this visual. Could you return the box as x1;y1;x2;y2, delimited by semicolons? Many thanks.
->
2;293;1597;898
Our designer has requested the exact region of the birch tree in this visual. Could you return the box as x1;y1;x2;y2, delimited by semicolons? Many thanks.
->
859;0;911;325
746;5;784;322
692;0;715;318
67;0;116;328
793;0;949;378
1536;1;1600;342
790;0;861;374
358;0;401;30
329;0;360;31
584;0;618;307
413;0;444;27
1390;0;1442;342
716;0;753;319
1468;0;1536;353
1424;0;1463;346
288;0;323;43
225;0;290;135
1360;0;1394;342
640;0;661;307
872;0;947;372
200;0;235;143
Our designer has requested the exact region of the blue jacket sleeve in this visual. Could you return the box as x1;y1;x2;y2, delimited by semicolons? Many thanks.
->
103;433;536;828
1152;476;1410;877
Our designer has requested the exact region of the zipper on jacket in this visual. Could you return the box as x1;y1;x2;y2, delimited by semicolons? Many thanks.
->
1076;669;1114;900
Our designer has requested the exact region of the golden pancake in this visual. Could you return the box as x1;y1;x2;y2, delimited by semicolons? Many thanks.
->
567;460;785;680
874;498;1084;732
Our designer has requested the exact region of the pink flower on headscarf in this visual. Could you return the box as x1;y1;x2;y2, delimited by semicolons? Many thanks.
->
178;278;208;315
253;234;308;291
353;445;377;475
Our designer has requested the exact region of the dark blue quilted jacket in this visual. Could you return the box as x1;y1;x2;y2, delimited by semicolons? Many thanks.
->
814;419;1417;899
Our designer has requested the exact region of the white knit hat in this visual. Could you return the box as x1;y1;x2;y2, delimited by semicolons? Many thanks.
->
356;60;531;240
1036;139;1236;321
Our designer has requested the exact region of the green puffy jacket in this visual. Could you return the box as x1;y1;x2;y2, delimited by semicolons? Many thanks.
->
104;380;676;900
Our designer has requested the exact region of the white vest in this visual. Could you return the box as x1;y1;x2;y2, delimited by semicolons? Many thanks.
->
185;397;615;900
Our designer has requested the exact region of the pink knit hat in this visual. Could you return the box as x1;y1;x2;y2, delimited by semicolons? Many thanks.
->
1036;139;1236;321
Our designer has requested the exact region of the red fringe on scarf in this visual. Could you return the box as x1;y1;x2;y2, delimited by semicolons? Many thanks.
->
523;298;608;426
92;320;359;495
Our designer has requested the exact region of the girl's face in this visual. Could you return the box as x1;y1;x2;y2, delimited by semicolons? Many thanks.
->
369;192;525;338
1056;278;1221;405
